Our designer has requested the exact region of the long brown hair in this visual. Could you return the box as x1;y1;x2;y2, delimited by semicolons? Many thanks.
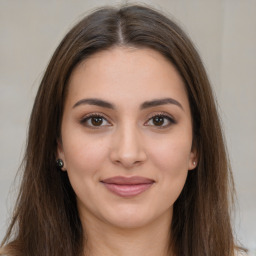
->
1;4;241;256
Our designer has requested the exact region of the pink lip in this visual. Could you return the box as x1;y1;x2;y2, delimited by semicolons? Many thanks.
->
101;176;155;197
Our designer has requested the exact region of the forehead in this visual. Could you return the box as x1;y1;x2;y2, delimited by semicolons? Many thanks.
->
66;47;190;112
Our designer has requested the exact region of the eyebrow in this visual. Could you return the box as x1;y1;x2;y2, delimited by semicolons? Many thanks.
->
140;98;184;110
73;97;183;111
73;98;114;109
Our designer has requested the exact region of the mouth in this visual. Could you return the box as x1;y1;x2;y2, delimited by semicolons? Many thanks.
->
100;176;155;197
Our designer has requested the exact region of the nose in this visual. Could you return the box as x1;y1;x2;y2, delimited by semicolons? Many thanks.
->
109;124;147;169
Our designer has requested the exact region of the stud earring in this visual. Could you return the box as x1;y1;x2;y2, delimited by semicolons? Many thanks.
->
193;161;196;166
56;159;64;168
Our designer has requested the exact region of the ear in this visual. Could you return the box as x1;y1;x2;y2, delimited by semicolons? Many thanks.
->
56;139;67;171
188;147;198;171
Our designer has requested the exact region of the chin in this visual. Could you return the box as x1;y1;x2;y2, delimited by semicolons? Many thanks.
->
101;204;159;229
107;215;151;229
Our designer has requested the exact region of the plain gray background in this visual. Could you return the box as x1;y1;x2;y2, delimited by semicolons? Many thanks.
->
0;0;255;254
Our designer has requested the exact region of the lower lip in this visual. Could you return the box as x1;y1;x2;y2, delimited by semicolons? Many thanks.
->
102;183;153;197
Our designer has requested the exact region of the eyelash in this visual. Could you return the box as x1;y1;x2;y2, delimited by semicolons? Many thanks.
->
144;112;176;128
80;113;111;128
80;112;176;129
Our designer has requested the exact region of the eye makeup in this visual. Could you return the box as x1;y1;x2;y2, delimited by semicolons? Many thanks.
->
79;112;112;128
144;112;177;129
79;110;176;130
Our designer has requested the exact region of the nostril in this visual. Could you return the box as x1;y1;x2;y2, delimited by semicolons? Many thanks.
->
109;130;147;168
111;152;147;169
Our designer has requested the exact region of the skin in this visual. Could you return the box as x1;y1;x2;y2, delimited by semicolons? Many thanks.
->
58;47;197;256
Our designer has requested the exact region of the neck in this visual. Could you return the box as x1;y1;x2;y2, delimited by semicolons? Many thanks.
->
81;209;173;256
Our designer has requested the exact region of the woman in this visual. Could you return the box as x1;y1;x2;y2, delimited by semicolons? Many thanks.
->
0;4;245;256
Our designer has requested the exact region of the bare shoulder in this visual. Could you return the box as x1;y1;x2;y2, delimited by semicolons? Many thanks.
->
0;246;8;256
235;249;249;256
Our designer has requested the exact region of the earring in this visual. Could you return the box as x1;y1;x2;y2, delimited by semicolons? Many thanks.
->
56;159;64;168
193;161;196;166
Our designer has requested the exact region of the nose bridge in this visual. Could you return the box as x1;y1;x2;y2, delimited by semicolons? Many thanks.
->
110;121;146;167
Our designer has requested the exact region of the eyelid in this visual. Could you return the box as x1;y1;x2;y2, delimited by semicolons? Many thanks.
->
80;112;112;127
79;111;176;128
144;112;176;127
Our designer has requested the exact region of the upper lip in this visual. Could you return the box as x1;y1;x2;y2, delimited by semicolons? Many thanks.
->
101;176;155;185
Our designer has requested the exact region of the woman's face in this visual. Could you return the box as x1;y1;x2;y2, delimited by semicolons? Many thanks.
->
58;47;197;229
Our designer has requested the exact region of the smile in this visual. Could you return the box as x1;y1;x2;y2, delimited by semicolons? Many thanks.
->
101;176;155;197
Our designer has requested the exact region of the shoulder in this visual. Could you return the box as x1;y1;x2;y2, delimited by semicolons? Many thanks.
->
0;246;8;256
235;249;249;256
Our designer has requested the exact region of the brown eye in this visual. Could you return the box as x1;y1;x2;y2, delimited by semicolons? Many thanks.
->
152;116;164;126
80;114;111;128
145;114;176;128
91;116;103;126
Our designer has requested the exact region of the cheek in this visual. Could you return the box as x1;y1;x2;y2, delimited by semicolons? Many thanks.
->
154;142;190;188
149;133;192;173
148;133;192;200
62;134;110;206
160;143;191;170
62;132;109;176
